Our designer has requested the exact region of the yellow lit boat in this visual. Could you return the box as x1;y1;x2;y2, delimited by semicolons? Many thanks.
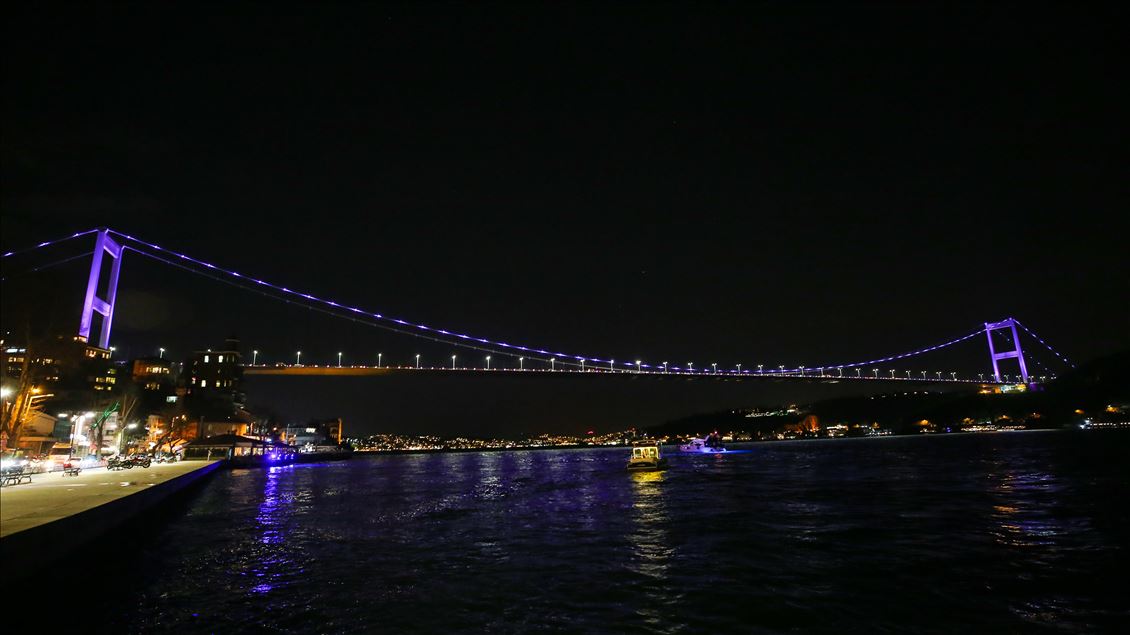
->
626;440;668;471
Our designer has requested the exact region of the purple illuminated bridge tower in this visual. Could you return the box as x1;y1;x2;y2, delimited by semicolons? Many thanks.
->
984;318;1029;383
77;229;123;349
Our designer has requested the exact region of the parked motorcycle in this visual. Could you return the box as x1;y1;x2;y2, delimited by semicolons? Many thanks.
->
107;455;133;471
130;455;152;468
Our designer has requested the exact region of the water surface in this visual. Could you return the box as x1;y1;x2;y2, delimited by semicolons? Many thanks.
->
106;431;1129;633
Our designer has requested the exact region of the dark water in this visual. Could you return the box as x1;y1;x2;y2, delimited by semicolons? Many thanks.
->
103;431;1128;633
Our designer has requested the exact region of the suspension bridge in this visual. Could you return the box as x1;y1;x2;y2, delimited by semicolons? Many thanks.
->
1;229;1076;385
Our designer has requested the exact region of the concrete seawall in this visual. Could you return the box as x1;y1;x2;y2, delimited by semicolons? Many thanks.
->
0;461;221;570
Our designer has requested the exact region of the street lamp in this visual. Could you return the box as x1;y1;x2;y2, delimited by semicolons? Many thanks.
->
109;346;116;358
378;353;382;368
338;352;343;367
890;370;896;379
799;365;805;376
252;350;259;365
758;364;764;374
610;359;615;372
855;368;861;378
905;370;911;379
662;361;668;373
580;358;586;371
979;373;984;381
452;355;457;370
872;368;879;379
838;367;843;377
778;365;785;374
636;360;642;373
296;351;302;365
519;357;524;370
485;355;491;370
936;371;942;380
712;362;717;374
550;358;555;371
688;362;694;373
922;371;927;380
159;347;165;359
415;354;421;369
950;372;957;381
737;363;742;374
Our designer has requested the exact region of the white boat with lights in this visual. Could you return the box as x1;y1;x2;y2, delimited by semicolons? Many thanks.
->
626;440;668;471
679;432;726;453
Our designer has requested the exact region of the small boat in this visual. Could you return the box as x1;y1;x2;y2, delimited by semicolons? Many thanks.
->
627;440;668;471
679;432;726;453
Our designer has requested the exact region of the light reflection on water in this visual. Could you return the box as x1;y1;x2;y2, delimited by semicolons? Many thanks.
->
105;432;1129;634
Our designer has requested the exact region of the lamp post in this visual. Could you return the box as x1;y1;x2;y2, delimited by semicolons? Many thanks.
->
950;372;957;381
978;373;984;381
838;367;843;377
452;355;457;370
159;347;165;359
758;364;764;374
712;362;717;374
872;368;879;379
485;355;491;370
550;358;555;371
378;353;382;368
415;354;421;369
688;362;694;373
636;360;642;373
936;371;942;380
779;365;785;374
905;370;910;379
890;370;896;379
799;365;805;376
737;363;742;374
580;358;586;371
252;350;259;365
296;351;301;365
922;371;927;380
855;368;861;378
337;352;343;368
662;361;668;373
519;357;524;370
109;346;116;358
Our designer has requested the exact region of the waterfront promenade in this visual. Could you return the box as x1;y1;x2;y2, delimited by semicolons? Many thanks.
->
1;461;220;539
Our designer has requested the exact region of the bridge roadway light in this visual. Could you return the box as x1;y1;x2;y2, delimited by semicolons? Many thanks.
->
778;365;784;374
872;368;879;379
737;363;742;374
855;369;861;378
951;372;957;381
837;367;843;377
799;365;805;376
550;358;555;371
580;358;586;371
452;355;457;370
252;350;259;365
378;353;382;368
688;362;694;373
936;371;942;380
905;370;910;379
636;360;642;373
338;352;343;367
485;355;491;370
611;359;615;372
296;351;302;365
159;347;165;359
519;357;524;370
416;354;420;369
758;364;763;374
890;370;896;379
922;371;927;380
662;361;668;373
979;373;984;381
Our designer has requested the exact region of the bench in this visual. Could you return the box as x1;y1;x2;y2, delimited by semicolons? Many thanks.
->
62;464;82;477
1;467;32;487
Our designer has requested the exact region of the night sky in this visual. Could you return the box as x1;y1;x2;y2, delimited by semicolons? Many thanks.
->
3;3;1126;435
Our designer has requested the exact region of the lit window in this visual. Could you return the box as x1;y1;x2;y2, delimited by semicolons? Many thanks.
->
201;380;208;388
204;355;210;363
166;396;177;403
218;355;224;363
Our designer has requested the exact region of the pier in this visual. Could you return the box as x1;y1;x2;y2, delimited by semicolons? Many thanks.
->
0;461;221;569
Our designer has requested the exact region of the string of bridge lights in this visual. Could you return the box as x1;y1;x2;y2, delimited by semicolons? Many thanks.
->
2;228;1074;380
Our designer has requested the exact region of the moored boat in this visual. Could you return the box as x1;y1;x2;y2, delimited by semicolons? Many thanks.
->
679;432;726;453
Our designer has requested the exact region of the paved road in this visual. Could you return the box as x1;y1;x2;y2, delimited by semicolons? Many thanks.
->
0;461;219;538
